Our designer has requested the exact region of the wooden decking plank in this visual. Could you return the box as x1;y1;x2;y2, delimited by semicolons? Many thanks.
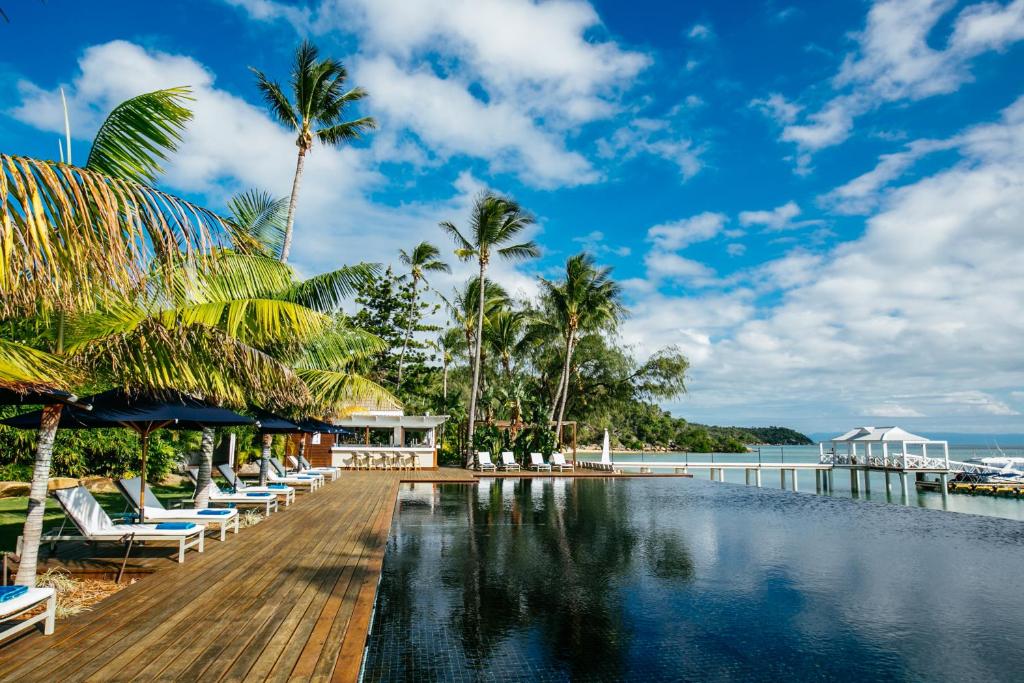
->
133;486;362;680
207;482;385;682
329;481;400;683
250;486;392;682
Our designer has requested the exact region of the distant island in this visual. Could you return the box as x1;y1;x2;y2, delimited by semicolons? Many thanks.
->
599;402;813;453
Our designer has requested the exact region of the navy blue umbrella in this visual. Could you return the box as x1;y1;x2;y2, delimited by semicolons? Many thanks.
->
3;389;255;520
0;386;90;409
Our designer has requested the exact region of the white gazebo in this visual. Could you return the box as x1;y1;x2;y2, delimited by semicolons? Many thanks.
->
820;426;951;497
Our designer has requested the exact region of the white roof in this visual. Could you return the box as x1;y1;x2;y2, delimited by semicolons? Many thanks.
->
830;426;936;443
332;414;449;429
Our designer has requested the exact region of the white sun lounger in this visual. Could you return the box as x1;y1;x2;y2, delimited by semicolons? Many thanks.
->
0;586;56;642
37;486;204;563
271;457;324;487
499;452;521;471
216;464;296;506
477;451;497;472
551;453;575;472
187;468;280;514
529;453;552;471
117;477;239;542
265;468;321;492
289;455;340;481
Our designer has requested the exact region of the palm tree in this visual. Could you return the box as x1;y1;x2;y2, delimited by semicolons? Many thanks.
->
2;87;237;586
251;40;376;263
441;193;538;466
542;253;625;444
396;241;449;385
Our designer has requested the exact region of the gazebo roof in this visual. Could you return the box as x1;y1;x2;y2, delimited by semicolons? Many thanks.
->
830;426;936;443
332;414;449;429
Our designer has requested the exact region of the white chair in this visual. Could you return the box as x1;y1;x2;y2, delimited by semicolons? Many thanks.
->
551;453;575;472
186;468;279;515
499;452;521;471
477;451;497;472
271;458;324;488
0;586;55;642
215;465;296;507
529;453;552;471
32;486;204;564
118;477;239;542
292;455;340;481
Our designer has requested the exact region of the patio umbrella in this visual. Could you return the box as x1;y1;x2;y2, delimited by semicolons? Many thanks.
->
3;389;255;521
0;386;90;409
601;429;611;465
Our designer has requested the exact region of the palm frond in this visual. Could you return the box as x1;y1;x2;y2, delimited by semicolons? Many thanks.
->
297;368;400;414
315;117;376;146
282;263;379;312
0;155;233;317
227;189;287;258
292;325;387;370
85;87;194;184
251;68;298;130
439;221;474;256
496;241;541;261
0;338;75;391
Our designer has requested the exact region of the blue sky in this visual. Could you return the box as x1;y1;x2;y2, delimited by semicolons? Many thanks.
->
2;0;1024;435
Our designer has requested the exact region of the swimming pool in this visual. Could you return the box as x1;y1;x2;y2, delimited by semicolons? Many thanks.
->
362;477;1024;681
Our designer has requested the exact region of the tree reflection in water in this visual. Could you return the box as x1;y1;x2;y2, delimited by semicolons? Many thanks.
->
367;478;695;680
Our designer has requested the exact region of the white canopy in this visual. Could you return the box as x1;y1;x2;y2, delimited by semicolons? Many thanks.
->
830;426;931;443
331;414;449;429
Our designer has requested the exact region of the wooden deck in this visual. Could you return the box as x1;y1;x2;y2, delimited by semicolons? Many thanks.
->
0;467;686;682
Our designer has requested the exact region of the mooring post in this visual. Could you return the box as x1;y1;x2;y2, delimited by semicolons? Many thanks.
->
940;472;949;503
899;472;909;501
756;469;762;487
791;469;798;492
826;469;833;492
780;469;786;489
885;470;892;494
850;469;859;494
718;468;725;483
863;469;871;494
745;468;751;486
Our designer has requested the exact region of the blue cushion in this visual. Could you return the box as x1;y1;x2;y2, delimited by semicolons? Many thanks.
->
155;522;196;530
246;492;270;497
269;484;288;489
197;509;231;516
0;585;28;602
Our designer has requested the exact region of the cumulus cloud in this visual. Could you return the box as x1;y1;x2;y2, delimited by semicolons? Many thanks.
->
760;0;1024;163
737;201;818;231
647;212;726;250
626;97;1024;430
596;117;703;179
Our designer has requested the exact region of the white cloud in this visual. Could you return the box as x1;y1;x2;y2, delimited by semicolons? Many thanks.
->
572;230;631;257
738;201;803;231
647;212;726;250
770;0;1024;159
644;252;716;283
726;243;746;257
750;92;802;125
627;97;1024;430
597;117;703;179
357;56;597;188
688;23;714;40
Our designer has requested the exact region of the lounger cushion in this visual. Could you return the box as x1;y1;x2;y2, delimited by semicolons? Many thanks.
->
197;509;232;515
0;587;53;618
156;522;196;530
0;586;28;602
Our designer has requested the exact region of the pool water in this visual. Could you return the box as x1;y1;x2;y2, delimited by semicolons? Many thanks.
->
362;478;1024;682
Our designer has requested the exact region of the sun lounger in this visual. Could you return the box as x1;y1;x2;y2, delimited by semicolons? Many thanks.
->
216;464;296;506
0;586;56;642
498;451;521;471
187;468;280;514
117;477;239;542
289;455;340;480
551;453;575;472
36;486;204;563
272;456;327;486
529;452;552;471
476;451;497;472
264;461;322;492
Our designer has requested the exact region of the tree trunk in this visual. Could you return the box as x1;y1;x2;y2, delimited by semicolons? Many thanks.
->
549;332;572;422
194;427;215;509
397;277;418;385
465;262;487;468
442;359;449;400
259;433;273;486
555;332;576;446
15;404;62;586
280;147;307;263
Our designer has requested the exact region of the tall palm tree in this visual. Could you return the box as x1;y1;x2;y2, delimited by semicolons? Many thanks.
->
483;310;536;429
251;40;376;263
396;241;449;385
441;193;538;467
542;253;625;444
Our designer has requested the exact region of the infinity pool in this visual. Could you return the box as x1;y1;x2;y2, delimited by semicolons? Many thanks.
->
362;478;1024;681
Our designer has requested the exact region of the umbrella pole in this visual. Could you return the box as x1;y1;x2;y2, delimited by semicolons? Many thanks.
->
138;429;150;524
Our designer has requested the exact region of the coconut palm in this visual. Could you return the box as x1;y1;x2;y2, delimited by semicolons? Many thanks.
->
2;88;237;586
484;310;536;429
542;253;625;443
396;241;450;385
441;193;538;466
251;40;376;263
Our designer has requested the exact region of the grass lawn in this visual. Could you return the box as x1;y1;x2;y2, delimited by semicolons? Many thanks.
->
0;484;196;553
